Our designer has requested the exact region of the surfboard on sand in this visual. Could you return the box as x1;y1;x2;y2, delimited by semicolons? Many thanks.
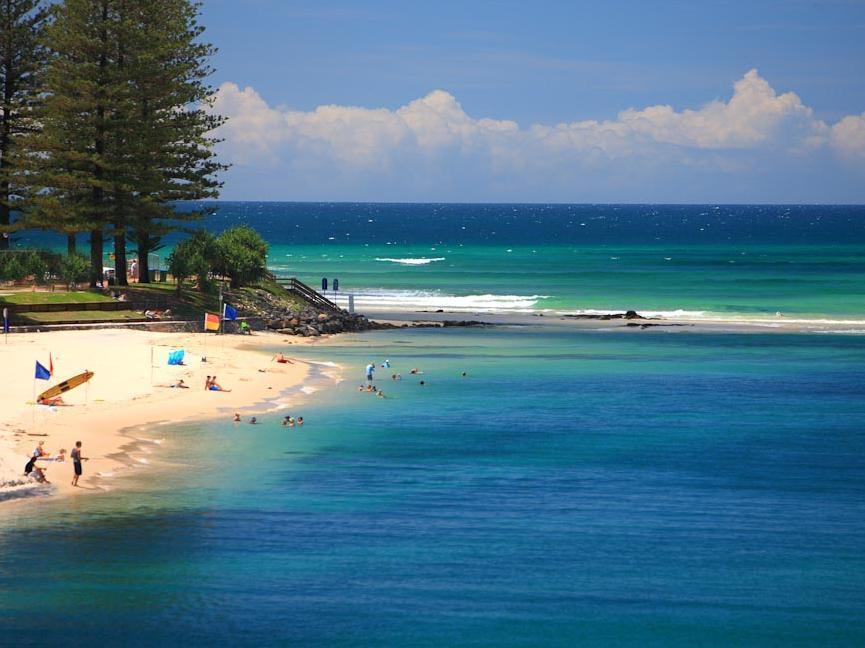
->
37;371;94;402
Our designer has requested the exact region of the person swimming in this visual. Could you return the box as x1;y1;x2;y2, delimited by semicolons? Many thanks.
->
233;412;241;422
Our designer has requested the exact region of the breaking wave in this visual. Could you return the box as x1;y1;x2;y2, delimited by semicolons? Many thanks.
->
329;289;547;313
375;257;446;266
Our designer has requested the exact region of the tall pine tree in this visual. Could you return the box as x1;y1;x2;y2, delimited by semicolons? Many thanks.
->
0;0;50;250
29;0;128;285
29;0;225;285
118;0;226;284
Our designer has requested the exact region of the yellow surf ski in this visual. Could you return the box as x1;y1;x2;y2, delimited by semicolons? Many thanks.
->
37;371;94;402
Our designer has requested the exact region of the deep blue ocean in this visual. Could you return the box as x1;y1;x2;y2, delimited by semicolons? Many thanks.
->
2;204;865;645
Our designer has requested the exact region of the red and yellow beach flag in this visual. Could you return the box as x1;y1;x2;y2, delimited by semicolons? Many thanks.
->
204;312;220;332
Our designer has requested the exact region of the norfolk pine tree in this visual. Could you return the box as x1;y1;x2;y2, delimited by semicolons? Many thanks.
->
0;0;50;250
29;0;131;286
120;0;226;285
29;0;225;286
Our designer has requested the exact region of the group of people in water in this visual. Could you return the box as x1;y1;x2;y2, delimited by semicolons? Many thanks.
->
23;439;89;487
231;412;304;427
359;359;460;395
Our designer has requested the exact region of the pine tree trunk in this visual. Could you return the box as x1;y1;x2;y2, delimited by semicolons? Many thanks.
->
114;225;127;286
137;235;151;284
1;73;10;251
90;229;103;287
67;234;76;256
0;197;9;251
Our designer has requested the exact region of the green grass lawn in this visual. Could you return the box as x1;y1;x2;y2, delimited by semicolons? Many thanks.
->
17;310;144;323
0;291;113;305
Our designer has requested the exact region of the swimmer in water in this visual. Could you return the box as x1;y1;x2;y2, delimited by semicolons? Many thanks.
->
233;412;241;422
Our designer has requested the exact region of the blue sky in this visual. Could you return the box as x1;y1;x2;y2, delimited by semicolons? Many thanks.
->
200;1;865;202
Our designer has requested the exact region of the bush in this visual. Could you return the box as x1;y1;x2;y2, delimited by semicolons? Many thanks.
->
0;249;58;283
215;225;268;289
59;254;90;289
0;253;27;281
168;235;212;295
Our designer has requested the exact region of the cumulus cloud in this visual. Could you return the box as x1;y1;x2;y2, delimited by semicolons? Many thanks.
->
831;112;865;159
209;70;865;202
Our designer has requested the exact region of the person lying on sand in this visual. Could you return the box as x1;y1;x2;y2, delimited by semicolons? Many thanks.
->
272;353;293;364
159;379;189;389
144;308;173;320
37;396;69;406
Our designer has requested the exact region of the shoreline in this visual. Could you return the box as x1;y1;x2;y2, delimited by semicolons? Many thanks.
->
3;306;862;505
365;309;865;334
0;329;318;506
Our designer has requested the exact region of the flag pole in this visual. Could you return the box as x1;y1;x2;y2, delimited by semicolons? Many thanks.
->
218;283;224;336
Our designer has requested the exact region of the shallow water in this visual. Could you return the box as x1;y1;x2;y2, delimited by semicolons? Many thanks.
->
2;326;864;645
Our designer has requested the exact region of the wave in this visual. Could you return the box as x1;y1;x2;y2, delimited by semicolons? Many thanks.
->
375;257;445;266
329;289;548;313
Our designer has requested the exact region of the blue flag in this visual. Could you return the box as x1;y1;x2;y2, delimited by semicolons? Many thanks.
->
223;303;238;321
35;361;51;380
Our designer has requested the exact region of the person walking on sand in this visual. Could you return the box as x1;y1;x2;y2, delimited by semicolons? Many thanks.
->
71;441;89;487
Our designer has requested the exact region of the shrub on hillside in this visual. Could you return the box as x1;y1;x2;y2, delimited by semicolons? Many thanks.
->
215;226;268;289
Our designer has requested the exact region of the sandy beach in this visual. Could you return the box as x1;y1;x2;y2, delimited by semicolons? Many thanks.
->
0;329;312;502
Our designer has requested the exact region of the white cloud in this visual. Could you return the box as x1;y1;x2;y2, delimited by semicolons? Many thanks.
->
831;111;865;158
209;70;865;201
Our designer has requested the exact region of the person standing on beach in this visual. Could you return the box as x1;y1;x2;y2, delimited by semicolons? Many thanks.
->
71;441;88;487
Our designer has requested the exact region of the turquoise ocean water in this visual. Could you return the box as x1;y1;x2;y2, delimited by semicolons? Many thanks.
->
3;204;865;645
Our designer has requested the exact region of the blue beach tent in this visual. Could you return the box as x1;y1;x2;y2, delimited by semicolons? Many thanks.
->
167;349;185;366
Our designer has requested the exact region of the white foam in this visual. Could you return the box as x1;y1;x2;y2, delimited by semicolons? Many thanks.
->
375;257;446;266
300;386;318;395
329;289;548;313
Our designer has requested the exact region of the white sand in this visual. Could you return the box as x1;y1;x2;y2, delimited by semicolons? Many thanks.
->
0;329;311;502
